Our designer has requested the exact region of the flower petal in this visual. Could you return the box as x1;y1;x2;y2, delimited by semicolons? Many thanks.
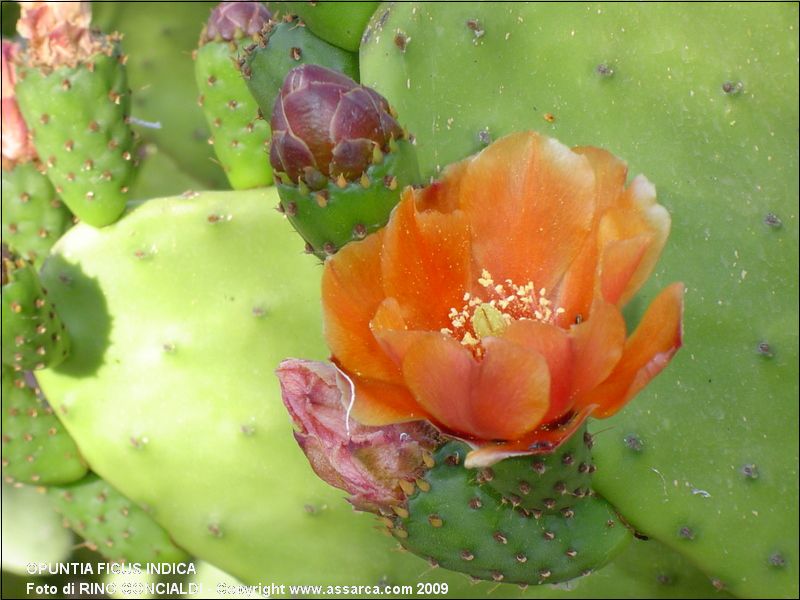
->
598;175;670;306
459;132;595;292
500;320;572;422
554;146;628;325
598;235;650;305
463;405;594;468
402;334;550;441
577;282;684;417
569;301;626;398
349;373;427;425
322;231;401;383
381;189;472;330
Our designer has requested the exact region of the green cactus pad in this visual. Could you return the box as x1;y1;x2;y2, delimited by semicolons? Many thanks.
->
91;1;228;189
361;3;798;596
16;48;137;227
243;17;359;120
275;1;379;52
389;441;631;585
485;425;595;514
195;39;272;190
1;366;87;485
1;161;73;268
2;257;70;371
276;138;420;258
49;473;188;563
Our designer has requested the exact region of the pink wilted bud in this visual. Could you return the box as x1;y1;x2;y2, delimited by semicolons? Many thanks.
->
277;359;438;513
1;40;36;169
204;2;270;42
17;1;96;68
270;64;403;185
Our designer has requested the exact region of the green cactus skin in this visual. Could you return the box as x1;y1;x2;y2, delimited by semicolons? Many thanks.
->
275;1;380;52
195;39;273;190
2;257;70;371
485;426;594;515
91;2;229;190
1;161;73;269
49;473;188;563
15;49;137;227
277;137;420;258
1;366;87;485
361;3;798;597
388;441;630;585
243;17;359;120
32;189;727;596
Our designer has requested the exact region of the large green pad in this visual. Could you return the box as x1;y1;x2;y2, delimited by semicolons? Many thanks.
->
244;18;359;120
275;1;380;52
16;50;136;227
391;441;631;585
277;138;420;258
34;189;474;588
2;366;87;486
195;40;273;190
48;473;188;563
361;4;799;597
1;162;73;269
92;2;228;189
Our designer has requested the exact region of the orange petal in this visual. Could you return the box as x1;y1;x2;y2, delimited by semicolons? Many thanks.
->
401;334;477;435
370;297;430;367
381;189;472;330
458;132;596;292
469;337;551;440
598;175;670;306
577;282;684;417
554;146;628;325
348;373;427;426
569;301;626;398
415;158;470;214
322;231;400;383
463;405;595;468
500;320;572;422
599;235;650;305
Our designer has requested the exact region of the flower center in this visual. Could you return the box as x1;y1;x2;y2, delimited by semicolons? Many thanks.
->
441;269;564;357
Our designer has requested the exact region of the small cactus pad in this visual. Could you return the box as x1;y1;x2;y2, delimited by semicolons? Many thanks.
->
243;17;359;120
389;441;631;585
15;47;137;227
2;256;70;371
486;425;595;514
1;366;87;485
48;473;188;563
274;1;380;52
1;161;73;268
276;138;420;258
195;39;272;190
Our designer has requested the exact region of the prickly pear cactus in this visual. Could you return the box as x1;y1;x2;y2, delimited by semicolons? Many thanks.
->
389;440;631;585
360;3;799;597
2;256;70;371
1;366;87;485
194;2;273;190
275;1;380;52
48;473;188;563
243;15;359;119
14;8;138;227
1;162;73;268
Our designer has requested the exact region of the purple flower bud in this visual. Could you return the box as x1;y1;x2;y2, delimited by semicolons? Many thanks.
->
277;359;438;513
270;64;403;184
204;2;270;42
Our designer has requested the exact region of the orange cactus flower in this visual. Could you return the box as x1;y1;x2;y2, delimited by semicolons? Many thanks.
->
322;131;684;468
